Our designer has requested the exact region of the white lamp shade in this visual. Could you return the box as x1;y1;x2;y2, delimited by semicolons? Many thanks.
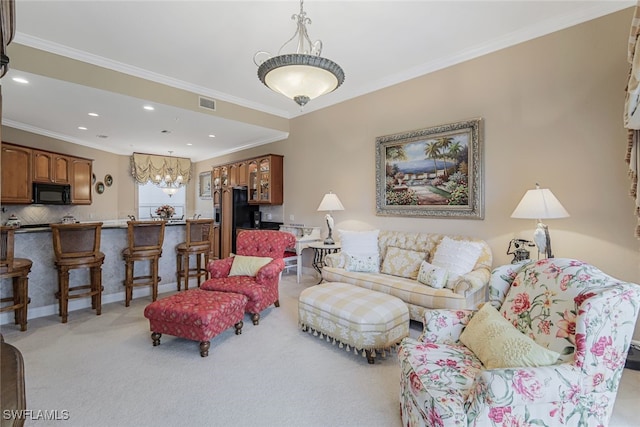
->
317;192;345;212
511;187;569;219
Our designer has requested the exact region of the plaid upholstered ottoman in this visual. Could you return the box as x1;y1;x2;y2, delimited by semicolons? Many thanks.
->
143;289;248;357
298;282;409;364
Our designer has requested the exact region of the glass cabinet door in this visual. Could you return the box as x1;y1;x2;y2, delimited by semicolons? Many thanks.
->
212;167;221;190
259;158;271;202
248;161;258;202
220;166;228;187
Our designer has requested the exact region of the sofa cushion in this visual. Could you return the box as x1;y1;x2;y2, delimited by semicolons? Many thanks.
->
432;236;483;288
229;255;273;277
339;229;380;256
381;246;428;279
460;303;560;369
344;252;380;273
417;261;449;289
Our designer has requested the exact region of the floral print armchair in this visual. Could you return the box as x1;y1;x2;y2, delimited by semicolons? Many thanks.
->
201;230;296;325
398;258;640;426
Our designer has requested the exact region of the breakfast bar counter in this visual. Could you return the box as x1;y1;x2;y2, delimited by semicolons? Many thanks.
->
1;221;189;324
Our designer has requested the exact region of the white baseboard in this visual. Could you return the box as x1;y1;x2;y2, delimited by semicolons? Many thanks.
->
0;282;178;325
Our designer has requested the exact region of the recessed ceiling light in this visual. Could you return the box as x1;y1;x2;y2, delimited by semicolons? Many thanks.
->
78;126;88;130
143;105;155;111
88;112;99;117
12;77;29;84
208;134;216;138
186;143;193;146
96;135;108;139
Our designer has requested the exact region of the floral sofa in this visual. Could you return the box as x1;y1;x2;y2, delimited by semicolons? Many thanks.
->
398;258;640;427
321;230;493;321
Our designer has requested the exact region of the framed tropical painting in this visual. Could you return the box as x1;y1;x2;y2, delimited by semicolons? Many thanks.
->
375;118;484;219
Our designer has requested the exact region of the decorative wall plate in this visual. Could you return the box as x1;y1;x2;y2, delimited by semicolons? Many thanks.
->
104;174;113;187
95;182;105;194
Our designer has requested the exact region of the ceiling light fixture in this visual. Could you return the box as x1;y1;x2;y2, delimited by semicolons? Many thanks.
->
153;151;184;197
253;0;344;108
88;112;99;117
143;105;155;111
12;77;28;84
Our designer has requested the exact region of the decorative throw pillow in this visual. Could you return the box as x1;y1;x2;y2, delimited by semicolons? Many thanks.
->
338;229;380;256
381;246;427;279
228;255;273;277
460;303;560;369
416;261;449;289
431;237;483;288
344;253;380;273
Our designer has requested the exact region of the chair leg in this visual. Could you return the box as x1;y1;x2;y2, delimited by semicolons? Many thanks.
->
183;254;190;291
176;252;182;291
151;257;159;302
196;253;202;287
92;266;102;316
58;267;70;324
124;258;133;307
251;313;260;325
19;276;28;331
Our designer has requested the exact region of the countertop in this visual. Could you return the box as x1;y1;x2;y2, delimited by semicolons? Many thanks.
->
14;219;188;233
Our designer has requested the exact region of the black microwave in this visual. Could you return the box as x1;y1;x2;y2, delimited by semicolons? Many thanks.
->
32;183;72;205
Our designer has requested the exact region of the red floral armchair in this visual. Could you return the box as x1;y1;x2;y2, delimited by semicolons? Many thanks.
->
398;258;640;426
201;230;296;325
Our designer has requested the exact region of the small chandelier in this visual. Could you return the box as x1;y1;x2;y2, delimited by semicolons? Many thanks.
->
153;151;184;197
254;0;345;107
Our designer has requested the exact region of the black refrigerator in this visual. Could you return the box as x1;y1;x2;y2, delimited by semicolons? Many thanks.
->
231;187;259;253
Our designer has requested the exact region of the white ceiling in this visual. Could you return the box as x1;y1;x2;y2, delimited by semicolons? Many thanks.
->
2;0;633;162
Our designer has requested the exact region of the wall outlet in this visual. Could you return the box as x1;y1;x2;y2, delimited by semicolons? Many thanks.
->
289;214;295;221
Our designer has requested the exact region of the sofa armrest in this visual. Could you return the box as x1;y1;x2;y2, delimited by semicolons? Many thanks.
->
207;257;234;278
419;308;475;344
324;252;345;268
468;364;582;409
452;267;490;296
256;258;285;283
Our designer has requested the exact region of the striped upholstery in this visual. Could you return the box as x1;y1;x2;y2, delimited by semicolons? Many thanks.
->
298;282;409;359
322;230;492;321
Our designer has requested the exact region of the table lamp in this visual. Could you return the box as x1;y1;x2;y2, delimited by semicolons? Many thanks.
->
317;192;344;245
511;183;569;259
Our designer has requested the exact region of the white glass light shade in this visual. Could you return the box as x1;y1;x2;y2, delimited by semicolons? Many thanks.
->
511;187;569;220
162;187;179;197
317;192;345;212
260;55;343;106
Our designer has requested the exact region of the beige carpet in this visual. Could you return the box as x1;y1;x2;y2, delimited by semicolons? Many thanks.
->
3;272;639;427
1;273;406;427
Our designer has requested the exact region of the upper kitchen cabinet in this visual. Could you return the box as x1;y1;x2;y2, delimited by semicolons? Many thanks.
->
248;155;283;205
32;150;70;184
236;161;248;187
1;143;32;204
70;158;93;205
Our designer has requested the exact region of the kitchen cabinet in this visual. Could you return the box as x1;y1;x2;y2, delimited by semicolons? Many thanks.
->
248;155;283;205
1;143;32;204
220;188;233;258
236;161;248;186
212;167;221;190
220;166;229;188
70;158;93;205
211;225;220;260
228;163;239;187
32;150;70;184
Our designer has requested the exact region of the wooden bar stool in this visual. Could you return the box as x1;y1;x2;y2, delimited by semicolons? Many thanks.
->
51;222;105;323
122;220;165;306
0;226;32;332
176;219;213;291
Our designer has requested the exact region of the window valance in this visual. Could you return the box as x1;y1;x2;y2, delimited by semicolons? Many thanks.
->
130;152;192;184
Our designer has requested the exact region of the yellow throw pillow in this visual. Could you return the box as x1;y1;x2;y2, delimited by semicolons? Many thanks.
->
380;246;428;279
229;255;273;277
460;303;560;369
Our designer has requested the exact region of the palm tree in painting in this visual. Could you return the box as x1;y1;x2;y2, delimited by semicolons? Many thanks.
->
424;141;441;178
436;137;455;177
386;145;407;178
447;141;463;169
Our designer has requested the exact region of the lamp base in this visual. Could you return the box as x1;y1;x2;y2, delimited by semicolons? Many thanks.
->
323;237;335;245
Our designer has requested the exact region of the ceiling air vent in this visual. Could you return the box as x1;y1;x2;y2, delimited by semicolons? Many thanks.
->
199;96;216;111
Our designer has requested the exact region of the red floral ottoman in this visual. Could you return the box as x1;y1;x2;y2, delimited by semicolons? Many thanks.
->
143;289;248;357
